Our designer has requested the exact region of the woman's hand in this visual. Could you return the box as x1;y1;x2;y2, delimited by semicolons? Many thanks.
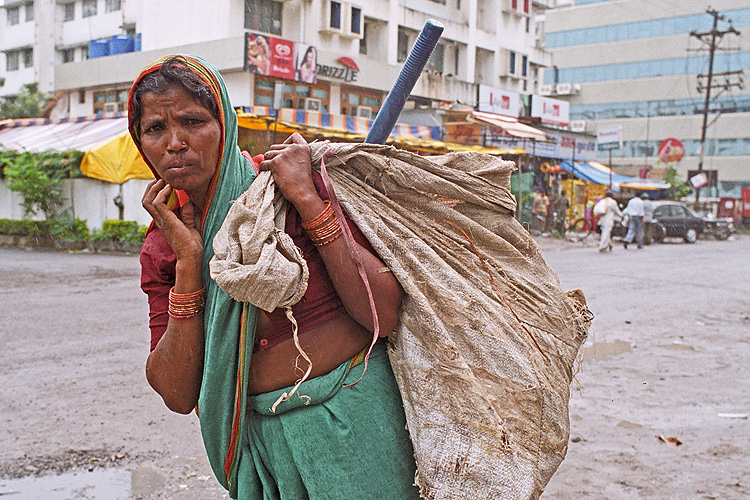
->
259;133;320;213
142;179;203;263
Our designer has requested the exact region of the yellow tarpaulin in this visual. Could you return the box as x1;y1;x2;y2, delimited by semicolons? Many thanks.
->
80;131;154;184
236;112;524;157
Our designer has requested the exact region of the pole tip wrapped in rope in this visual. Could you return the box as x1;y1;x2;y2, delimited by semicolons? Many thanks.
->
365;20;445;145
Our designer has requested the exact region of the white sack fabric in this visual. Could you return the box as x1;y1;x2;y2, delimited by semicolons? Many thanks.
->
211;141;591;500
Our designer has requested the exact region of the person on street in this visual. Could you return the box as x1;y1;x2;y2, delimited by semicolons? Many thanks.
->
554;190;570;225
131;55;419;499
595;191;622;253
622;193;645;249
533;189;550;232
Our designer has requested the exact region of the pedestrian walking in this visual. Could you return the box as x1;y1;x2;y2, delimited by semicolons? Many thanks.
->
594;191;622;252
622;194;645;249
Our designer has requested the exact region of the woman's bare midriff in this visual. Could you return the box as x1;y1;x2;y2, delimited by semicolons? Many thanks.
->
247;312;374;395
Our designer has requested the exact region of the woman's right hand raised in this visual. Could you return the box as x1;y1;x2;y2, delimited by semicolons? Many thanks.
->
142;179;203;262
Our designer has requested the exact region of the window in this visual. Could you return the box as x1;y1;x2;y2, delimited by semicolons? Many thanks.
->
63;2;74;21
342;86;383;116
359;21;368;54
62;48;75;63
105;0;120;12
80;45;88;60
509;51;516;75
350;6;361;35
6;51;19;71
244;0;282;35
23;48;33;68
397;29;409;62
82;0;97;18
254;76;330;113
426;43;444;73
25;2;34;21
522;55;528;77
7;6;20;25
93;89;128;114
523;0;529;13
330;1;341;30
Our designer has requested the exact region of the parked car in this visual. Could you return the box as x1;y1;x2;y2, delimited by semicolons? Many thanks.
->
649;201;705;243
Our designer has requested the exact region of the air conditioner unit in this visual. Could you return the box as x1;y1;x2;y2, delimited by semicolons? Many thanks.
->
572;83;582;93
539;84;554;96
104;103;118;113
353;105;372;119
300;97;322;112
555;82;573;95
570;120;586;132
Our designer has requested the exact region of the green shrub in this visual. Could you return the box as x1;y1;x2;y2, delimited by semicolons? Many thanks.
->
0;218;48;236
95;219;145;242
48;213;89;241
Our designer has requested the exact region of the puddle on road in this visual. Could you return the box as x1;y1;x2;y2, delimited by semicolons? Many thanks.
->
0;467;164;500
657;342;695;351
581;339;631;360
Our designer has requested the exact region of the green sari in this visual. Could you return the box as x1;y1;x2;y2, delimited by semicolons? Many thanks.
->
129;55;258;497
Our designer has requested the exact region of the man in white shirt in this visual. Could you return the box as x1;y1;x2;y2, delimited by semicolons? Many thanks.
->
622;194;645;249
596;191;622;252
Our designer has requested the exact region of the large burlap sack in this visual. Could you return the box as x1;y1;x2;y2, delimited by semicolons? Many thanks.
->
211;141;591;500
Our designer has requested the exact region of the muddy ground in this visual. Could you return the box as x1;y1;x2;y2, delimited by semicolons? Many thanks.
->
0;234;748;499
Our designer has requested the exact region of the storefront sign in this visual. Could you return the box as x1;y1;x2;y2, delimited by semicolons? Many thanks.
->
531;95;570;127
478;85;520;118
316;63;358;82
245;32;319;83
483;127;596;161
597;125;622;151
658;137;684;163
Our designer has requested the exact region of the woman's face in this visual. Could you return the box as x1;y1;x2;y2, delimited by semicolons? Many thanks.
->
138;86;222;202
306;49;315;65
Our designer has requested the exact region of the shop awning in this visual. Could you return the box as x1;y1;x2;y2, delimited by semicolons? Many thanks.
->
236;109;523;156
0;115;129;153
467;111;547;141
559;160;669;190
80;131;153;184
237;107;441;141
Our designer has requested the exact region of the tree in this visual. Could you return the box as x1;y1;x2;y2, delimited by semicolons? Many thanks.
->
2;150;83;220
663;167;692;200
0;83;49;119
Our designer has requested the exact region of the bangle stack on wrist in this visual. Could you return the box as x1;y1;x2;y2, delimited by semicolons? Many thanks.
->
168;285;206;319
302;200;342;247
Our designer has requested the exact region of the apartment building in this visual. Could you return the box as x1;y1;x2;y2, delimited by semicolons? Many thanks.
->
544;0;750;190
1;0;553;125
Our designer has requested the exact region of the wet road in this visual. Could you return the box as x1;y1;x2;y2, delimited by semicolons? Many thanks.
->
1;234;748;499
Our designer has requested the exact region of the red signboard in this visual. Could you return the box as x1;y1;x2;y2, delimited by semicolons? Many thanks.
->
246;32;296;80
658;138;684;163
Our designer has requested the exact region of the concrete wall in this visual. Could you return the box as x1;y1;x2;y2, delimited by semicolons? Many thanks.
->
0;178;153;230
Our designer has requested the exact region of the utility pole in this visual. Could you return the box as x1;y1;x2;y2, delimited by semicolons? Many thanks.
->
690;8;742;207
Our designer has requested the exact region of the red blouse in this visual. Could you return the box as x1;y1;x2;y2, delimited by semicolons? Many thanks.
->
139;172;375;353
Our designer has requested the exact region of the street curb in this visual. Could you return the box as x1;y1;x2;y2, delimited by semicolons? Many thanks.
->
0;234;143;254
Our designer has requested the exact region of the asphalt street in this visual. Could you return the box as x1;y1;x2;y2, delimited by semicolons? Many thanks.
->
0;233;748;499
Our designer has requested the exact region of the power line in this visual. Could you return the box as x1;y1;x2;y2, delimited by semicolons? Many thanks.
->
689;8;742;206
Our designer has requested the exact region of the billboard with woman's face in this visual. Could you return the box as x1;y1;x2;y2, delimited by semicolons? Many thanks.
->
246;32;317;84
295;45;318;84
245;32;295;80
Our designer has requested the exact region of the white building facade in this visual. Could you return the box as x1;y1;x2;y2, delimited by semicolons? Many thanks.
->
2;0;553;119
544;0;750;192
